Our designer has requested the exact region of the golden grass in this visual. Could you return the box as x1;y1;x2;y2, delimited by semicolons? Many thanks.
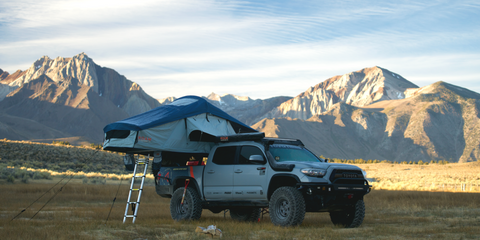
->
1;139;480;238
359;162;480;192
1;182;480;239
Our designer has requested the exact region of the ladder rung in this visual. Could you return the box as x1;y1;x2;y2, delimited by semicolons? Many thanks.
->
125;156;149;223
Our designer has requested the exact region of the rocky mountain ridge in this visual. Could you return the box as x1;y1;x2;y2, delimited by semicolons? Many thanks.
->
1;53;160;117
1;53;479;163
255;66;419;123
253;81;480;163
0;53;162;143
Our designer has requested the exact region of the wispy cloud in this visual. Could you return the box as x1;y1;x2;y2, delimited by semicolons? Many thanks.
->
1;0;479;99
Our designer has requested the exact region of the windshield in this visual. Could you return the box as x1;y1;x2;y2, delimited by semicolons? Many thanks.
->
268;144;322;163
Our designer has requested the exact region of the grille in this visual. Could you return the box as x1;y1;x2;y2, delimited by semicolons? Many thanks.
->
329;169;366;185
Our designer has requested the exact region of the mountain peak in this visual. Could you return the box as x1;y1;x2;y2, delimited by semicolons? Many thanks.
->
206;92;221;101
8;53;99;93
405;81;480;100
259;66;419;121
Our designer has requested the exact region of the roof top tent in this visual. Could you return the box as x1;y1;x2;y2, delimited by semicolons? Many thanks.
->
103;95;258;155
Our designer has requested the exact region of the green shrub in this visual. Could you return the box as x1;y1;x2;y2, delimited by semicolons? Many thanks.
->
52;141;71;146
21;176;29;183
90;143;103;150
7;175;14;183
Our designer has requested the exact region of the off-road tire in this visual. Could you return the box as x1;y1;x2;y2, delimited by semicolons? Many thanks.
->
269;186;305;227
329;199;365;228
230;208;261;222
170;187;202;221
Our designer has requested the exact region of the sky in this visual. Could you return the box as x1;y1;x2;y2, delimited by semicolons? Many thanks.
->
1;0;479;100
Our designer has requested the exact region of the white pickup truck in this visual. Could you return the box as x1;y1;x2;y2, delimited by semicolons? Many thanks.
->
154;133;371;227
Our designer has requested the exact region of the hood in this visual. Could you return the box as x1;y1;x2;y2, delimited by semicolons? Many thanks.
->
282;161;362;171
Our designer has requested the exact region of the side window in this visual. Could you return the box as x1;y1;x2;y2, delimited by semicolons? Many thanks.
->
238;146;265;164
212;146;236;165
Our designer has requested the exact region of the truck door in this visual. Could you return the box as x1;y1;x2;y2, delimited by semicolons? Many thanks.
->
233;145;268;200
203;146;236;200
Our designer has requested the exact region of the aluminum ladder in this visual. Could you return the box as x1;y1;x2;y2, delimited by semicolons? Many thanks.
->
123;154;149;223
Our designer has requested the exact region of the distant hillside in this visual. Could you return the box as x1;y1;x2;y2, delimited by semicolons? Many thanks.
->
205;93;292;125
254;81;480;163
0;139;124;174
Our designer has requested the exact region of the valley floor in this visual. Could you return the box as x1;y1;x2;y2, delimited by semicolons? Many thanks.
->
362;162;480;192
0;181;479;239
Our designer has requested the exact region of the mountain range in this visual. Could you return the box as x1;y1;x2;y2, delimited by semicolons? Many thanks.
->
1;53;479;162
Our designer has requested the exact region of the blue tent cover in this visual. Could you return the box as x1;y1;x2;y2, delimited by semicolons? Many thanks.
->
104;95;256;134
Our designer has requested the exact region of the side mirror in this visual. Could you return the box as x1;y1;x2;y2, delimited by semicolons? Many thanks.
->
249;155;265;162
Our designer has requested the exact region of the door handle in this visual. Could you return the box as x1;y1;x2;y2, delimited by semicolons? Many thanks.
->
234;169;243;173
207;170;215;174
257;167;266;170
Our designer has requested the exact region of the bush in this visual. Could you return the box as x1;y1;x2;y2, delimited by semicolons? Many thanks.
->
90;143;103;150
21;175;29;183
52;141;71;146
7;175;14;183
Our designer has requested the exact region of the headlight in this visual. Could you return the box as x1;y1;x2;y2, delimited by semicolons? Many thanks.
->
301;168;327;177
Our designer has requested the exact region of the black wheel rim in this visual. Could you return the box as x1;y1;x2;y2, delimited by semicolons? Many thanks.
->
275;197;290;220
176;197;190;217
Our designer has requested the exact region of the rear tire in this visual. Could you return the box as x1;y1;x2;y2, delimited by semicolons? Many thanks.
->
230;208;261;222
269;186;305;227
170;187;202;221
329;199;365;228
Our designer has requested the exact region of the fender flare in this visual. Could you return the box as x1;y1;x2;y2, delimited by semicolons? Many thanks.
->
267;173;301;199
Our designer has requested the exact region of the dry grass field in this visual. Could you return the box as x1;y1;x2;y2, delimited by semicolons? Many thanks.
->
1;140;480;239
0;180;479;240
360;162;480;192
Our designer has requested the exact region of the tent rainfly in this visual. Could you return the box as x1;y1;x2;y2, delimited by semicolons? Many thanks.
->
103;95;257;154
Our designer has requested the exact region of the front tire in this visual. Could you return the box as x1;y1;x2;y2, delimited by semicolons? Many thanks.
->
269;186;305;227
230;208;261;222
170;187;202;221
329;199;365;228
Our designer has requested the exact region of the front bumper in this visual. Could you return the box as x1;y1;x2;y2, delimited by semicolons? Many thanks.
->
296;181;372;212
